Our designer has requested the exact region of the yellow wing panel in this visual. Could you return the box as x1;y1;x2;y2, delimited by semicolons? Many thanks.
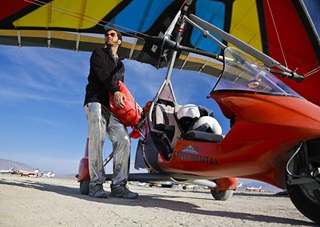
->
13;0;123;29
230;0;262;51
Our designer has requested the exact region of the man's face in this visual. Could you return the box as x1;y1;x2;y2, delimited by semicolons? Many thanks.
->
105;30;121;47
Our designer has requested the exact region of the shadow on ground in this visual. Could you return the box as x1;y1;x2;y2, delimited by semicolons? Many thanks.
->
0;178;315;226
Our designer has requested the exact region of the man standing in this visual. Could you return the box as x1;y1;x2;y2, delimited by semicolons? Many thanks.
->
84;28;138;199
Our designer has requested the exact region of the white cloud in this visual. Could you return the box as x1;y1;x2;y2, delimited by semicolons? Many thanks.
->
0;86;82;106
2;46;88;88
0;46;87;106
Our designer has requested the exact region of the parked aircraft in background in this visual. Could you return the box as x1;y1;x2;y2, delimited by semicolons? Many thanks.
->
18;169;40;177
245;186;263;192
160;181;176;188
42;172;55;178
0;167;15;174
182;184;200;190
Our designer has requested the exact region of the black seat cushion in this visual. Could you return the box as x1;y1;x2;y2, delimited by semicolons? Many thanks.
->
184;130;223;142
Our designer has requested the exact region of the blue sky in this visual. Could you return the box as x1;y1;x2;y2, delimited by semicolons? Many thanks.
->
0;45;230;174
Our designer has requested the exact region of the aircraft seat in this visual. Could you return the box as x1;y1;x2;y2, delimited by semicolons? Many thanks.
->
184;130;224;142
151;103;182;161
154;103;182;147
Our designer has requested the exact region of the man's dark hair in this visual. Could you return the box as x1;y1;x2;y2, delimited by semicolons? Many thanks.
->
105;28;122;41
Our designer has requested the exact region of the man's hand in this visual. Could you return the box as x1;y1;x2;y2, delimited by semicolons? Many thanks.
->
130;127;140;139
113;91;126;108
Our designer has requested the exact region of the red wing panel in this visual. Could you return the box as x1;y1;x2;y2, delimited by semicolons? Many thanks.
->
263;0;320;105
0;0;34;21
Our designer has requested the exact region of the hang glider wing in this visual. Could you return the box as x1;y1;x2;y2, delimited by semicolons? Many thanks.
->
0;0;319;105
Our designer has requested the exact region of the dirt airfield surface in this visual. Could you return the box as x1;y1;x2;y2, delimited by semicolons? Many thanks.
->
0;174;316;227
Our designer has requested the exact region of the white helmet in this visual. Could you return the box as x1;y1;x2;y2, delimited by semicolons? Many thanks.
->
176;104;201;132
192;116;222;135
177;104;200;119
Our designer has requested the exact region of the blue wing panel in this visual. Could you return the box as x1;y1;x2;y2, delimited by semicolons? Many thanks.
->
303;0;320;36
105;0;174;33
191;0;225;54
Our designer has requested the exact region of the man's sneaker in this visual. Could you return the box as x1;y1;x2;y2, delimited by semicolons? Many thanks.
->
110;185;139;199
88;184;108;198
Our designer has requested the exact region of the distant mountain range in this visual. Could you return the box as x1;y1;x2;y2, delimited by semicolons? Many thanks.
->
0;158;35;171
0;158;78;180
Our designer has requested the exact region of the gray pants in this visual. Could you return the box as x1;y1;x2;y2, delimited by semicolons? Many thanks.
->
84;102;130;188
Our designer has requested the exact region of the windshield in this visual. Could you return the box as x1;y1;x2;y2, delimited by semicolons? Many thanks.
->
213;47;302;97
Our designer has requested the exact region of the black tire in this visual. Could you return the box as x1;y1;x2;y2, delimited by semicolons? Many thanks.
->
287;184;320;224
286;140;320;224
210;188;233;201
80;180;90;195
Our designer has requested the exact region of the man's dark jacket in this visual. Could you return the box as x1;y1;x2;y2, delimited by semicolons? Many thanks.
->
84;48;124;108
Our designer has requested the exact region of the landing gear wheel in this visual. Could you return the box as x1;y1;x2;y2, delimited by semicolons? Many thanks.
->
286;182;320;224
210;188;233;201
286;140;320;224
80;180;90;195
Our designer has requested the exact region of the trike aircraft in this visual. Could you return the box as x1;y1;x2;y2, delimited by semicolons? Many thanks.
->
0;0;319;224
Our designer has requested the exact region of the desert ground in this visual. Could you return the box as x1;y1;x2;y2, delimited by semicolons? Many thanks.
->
0;174;316;227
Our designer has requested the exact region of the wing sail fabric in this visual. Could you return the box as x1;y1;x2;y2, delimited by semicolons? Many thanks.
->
0;0;319;105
